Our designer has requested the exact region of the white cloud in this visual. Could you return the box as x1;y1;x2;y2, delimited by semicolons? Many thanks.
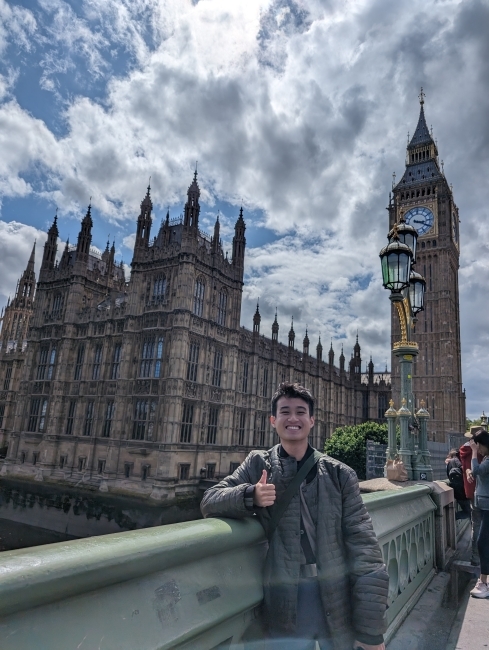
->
0;222;46;307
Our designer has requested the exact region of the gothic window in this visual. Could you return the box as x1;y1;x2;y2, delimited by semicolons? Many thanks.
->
59;455;67;469
74;344;85;380
193;279;205;317
92;345;103;380
132;399;156;441
141;464;150;481
206;463;216;479
78;457;87;472
179;464;190;480
4;364;12;390
0;403;5;429
263;367;269;397
84;401;95;436
28;398;48;432
180;403;194;443
47;347;56;380
363;392;369;420
37;347;49;380
186;342;200;382
103;401;115;438
111;343;122;380
207;407;219;444
242;360;249;393
217;290;227;326
53;294;64;313
237;410;246;446
98;459;106;474
378;394;387;421
140;336;164;378
212;350;223;387
65;400;76;435
153;276;167;300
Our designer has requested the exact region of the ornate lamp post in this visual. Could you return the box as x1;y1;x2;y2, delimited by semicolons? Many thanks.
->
379;217;433;480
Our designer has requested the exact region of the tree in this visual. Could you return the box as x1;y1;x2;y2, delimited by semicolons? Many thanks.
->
466;417;481;431
324;422;389;480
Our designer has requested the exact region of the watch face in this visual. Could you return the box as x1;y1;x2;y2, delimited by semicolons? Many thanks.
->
404;206;434;235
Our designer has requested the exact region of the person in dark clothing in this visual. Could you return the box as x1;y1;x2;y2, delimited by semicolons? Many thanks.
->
466;430;489;597
460;426;485;565
201;383;388;650
446;449;471;519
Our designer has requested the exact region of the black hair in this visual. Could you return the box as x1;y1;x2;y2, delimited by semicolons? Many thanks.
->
271;382;314;417
473;430;489;450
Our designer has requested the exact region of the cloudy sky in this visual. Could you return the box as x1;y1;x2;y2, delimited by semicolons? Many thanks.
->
0;0;487;418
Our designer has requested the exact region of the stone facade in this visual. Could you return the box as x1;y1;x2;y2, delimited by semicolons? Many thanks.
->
389;95;465;440
0;173;390;500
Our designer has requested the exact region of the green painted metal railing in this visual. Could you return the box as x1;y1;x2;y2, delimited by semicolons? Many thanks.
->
0;486;437;649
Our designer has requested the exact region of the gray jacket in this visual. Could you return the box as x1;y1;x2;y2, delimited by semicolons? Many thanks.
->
201;446;389;650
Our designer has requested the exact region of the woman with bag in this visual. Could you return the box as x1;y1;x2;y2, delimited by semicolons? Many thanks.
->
466;429;489;598
445;449;470;519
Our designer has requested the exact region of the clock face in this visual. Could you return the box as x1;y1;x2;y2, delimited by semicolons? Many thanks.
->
404;206;434;235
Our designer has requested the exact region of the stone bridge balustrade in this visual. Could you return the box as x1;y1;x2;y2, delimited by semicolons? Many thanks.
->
0;486;441;649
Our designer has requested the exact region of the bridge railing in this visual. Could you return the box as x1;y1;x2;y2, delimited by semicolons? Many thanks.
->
0;485;444;649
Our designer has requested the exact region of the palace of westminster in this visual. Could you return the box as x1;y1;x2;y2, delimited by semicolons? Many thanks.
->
0;99;464;500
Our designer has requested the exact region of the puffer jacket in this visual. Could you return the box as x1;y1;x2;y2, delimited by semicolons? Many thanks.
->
201;446;389;650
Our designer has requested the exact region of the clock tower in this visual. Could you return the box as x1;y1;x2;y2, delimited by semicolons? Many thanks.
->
389;90;465;441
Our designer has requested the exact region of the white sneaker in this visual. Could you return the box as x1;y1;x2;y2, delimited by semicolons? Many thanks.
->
470;579;489;598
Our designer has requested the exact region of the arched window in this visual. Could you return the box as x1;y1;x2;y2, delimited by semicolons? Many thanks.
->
53;294;63;312
153;276;167;300
217;290;227;326
193;279;205;317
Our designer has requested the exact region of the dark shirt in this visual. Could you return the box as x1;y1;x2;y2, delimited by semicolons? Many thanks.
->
279;443;317;564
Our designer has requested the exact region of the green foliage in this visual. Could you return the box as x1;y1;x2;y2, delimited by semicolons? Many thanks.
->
324;422;389;480
466;417;481;430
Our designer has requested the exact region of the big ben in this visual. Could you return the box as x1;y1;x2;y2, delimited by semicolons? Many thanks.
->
389;90;465;441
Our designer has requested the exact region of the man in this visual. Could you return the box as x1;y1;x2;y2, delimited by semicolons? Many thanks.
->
460;425;485;565
201;383;388;650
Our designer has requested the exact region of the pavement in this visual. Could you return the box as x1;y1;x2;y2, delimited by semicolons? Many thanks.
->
387;523;489;650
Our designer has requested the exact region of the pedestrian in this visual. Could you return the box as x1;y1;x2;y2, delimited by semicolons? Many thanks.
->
466;429;489;598
201;382;388;650
445;449;470;519
460;426;485;565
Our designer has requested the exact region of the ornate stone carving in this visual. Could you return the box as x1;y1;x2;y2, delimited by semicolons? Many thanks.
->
135;380;151;394
210;388;222;402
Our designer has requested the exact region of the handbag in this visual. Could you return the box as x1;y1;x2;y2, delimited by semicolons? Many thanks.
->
264;450;323;541
386;457;408;482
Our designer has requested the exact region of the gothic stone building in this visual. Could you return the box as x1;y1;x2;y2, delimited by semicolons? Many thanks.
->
0;173;390;500
389;94;465;440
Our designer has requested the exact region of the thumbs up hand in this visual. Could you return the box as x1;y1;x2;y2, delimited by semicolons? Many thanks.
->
254;469;276;507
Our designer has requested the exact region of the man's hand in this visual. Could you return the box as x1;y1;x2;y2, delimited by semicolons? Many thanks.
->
466;468;474;484
353;642;385;650
253;470;276;507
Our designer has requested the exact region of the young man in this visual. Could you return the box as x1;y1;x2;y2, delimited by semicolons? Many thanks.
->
201;383;388;650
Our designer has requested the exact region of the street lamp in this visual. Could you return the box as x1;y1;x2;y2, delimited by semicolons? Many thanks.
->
379;217;432;481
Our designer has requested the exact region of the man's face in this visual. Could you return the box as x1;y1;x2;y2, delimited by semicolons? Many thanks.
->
270;396;314;444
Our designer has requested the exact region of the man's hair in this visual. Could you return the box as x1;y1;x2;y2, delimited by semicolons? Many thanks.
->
448;448;460;459
271;382;314;416
472;430;489;450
